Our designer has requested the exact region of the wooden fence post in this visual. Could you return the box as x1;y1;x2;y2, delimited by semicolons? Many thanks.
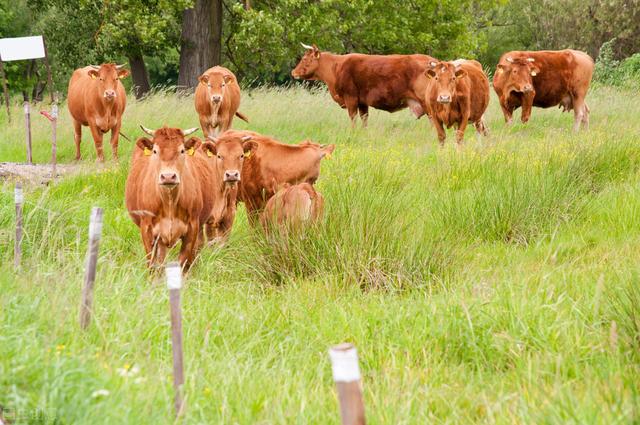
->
79;207;103;329
23;101;32;165
329;343;366;425
14;182;23;269
166;262;185;418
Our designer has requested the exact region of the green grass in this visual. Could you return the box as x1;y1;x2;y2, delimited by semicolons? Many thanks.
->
1;85;640;424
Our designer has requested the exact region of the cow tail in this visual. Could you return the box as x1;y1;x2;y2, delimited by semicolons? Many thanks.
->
235;111;250;123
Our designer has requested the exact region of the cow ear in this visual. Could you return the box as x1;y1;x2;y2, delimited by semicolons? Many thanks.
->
136;137;153;154
223;74;232;84
201;141;217;157
320;143;336;159
184;137;201;150
426;69;436;79
199;74;209;85
117;68;130;79
454;68;466;78
88;69;99;80
242;140;258;156
312;44;320;58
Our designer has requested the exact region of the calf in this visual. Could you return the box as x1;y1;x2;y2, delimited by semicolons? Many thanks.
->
260;183;324;232
67;63;129;161
198;132;257;244
195;66;249;138
425;60;490;146
493;50;594;130
291;43;435;127
125;126;208;270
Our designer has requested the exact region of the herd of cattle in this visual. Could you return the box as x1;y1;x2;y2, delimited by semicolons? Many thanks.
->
65;45;595;269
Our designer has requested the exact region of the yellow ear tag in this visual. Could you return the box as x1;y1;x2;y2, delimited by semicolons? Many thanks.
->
143;147;152;156
91;74;97;79
325;152;332;159
187;147;195;156
244;151;251;158
496;68;503;74
206;150;213;158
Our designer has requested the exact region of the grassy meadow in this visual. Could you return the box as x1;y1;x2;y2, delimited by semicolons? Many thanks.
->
1;84;640;424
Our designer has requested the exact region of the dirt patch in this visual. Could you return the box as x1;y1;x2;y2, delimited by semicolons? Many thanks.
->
0;162;83;185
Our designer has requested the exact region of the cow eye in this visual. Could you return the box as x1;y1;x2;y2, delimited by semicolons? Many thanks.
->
180;148;185;154
153;149;157;154
207;84;211;88
217;154;222;159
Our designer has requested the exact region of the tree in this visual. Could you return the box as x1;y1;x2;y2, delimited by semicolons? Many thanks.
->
178;0;223;89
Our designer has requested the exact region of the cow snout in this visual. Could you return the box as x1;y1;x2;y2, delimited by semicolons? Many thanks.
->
104;90;116;100
291;71;300;79
437;94;452;104
224;170;240;182
159;172;179;186
211;95;222;104
523;84;534;93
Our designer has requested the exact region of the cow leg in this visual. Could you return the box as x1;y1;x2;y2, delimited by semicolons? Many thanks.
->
431;118;447;147
582;102;590;130
521;94;534;124
73;118;82;161
573;96;589;131
88;124;105;162
499;98;514;125
152;241;168;268
344;97;358;128
179;222;199;270
110;122;121;161
358;105;369;128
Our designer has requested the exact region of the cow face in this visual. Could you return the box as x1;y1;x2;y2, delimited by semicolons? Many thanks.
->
496;57;540;94
426;61;466;104
201;134;258;186
87;63;129;101
291;43;321;79
137;126;200;189
198;72;232;106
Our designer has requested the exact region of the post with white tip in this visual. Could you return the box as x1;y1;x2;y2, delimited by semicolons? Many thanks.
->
51;96;58;179
329;343;366;425
79;207;103;329
23;101;32;164
166;262;185;418
14;182;23;269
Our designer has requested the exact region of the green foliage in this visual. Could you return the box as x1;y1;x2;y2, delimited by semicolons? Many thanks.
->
595;39;640;86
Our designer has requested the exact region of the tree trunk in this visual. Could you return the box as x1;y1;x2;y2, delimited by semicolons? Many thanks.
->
128;54;151;99
178;0;222;90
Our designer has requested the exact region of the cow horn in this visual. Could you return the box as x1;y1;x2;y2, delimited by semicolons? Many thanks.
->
527;57;535;62
116;64;127;69
89;65;100;70
182;127;199;136
300;42;314;50
430;61;437;67
206;136;219;143
241;135;252;141
140;125;155;136
506;57;514;63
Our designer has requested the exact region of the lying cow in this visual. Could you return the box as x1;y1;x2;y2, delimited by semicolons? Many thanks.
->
425;59;490;146
125;126;210;270
291;43;435;127
195;66;249;138
218;130;334;221
198;132;257;244
67;63;129;161
260;183;324;232
493;50;594;131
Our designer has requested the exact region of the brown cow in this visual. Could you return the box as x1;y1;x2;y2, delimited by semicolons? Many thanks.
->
291;43;435;127
198;132;257;244
67;63;129;161
260;183;324;232
425;59;490;146
125;126;209;270
493;50;594;131
220;130;334;220
195;66;249;138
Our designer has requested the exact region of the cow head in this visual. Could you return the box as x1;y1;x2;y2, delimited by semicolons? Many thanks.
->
201;133;258;187
198;71;232;106
496;57;539;95
88;63;129;101
291;43;321;79
425;61;466;104
136;126;200;189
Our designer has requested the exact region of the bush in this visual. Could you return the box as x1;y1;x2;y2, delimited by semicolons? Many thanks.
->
595;39;640;86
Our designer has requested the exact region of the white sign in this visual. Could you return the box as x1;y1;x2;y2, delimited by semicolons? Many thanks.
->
329;345;362;383
0;36;46;62
14;186;23;205
166;263;182;290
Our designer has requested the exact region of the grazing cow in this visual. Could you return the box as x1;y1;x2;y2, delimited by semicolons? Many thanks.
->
260;183;324;232
493;50;594;131
195;66;249;138
291;43;435;127
425;59;490;146
125;126;209;270
198;132;257;244
67;63;129;161
220;130;334;220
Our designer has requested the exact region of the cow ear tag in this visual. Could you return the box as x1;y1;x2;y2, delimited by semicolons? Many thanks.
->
143;147;152;156
531;71;537;76
206;150;213;157
187;147;195;156
244;151;251;158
